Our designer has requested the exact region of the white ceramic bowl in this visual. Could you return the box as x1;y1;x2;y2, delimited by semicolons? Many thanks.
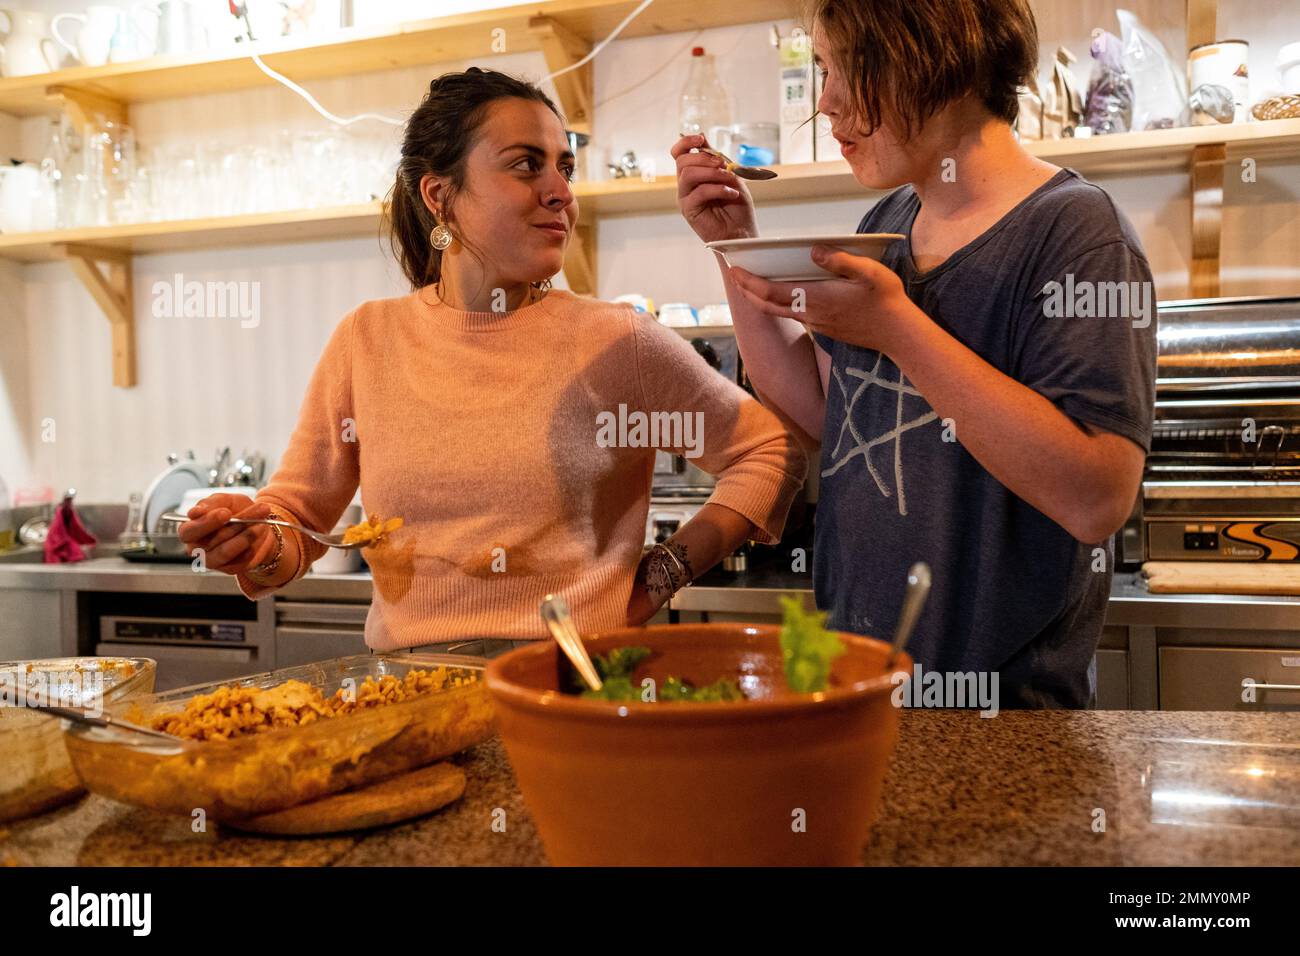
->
706;233;904;281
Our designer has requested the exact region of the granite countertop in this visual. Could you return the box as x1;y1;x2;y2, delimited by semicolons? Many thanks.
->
5;710;1298;866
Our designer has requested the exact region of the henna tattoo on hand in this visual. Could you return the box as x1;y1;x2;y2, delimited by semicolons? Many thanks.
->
637;549;674;603
661;539;693;584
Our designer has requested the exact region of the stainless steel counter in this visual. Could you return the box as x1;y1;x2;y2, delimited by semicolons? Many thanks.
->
5;551;1300;710
3;550;1300;625
671;564;1300;629
0;551;372;600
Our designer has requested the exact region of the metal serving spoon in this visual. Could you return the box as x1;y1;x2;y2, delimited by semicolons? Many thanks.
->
27;702;185;745
886;562;932;670
700;146;779;181
158;511;372;551
540;594;603;692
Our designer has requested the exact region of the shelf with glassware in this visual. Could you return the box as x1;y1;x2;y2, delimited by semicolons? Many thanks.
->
3;115;1293;389
5;116;1299;260
0;0;634;386
0;0;1284;385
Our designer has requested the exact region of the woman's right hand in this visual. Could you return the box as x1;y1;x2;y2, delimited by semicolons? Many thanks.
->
671;133;758;244
176;493;279;576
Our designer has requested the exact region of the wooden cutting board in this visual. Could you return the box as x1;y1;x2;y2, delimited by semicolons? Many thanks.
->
224;761;466;836
1142;561;1300;595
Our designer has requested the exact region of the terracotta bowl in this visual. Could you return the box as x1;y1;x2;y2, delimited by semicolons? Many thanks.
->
485;623;908;866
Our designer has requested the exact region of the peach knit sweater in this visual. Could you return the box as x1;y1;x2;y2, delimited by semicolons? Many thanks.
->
238;287;806;649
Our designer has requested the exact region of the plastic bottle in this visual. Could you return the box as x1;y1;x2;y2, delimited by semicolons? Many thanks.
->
679;47;732;142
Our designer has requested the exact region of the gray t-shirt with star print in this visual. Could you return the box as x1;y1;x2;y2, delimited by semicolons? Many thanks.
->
811;168;1156;708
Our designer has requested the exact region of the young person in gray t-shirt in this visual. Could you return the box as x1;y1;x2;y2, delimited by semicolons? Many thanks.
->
671;0;1156;707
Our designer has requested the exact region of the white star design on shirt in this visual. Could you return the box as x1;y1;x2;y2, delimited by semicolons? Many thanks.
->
822;353;937;516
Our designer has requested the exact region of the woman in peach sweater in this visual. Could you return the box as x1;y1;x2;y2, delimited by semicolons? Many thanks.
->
179;68;806;650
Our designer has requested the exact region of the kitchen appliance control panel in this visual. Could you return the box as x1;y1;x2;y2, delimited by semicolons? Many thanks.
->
99;616;249;645
1147;518;1300;561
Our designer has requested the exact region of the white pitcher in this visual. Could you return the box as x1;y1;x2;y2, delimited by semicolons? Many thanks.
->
0;9;61;76
54;4;158;67
52;5;117;67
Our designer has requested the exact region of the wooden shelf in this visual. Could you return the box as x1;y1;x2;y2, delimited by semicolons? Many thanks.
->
2;120;1298;262
1029;118;1300;172
0;0;797;118
582;119;1300;214
0;204;383;263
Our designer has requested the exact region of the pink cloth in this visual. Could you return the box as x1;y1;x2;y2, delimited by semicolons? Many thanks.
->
44;500;98;563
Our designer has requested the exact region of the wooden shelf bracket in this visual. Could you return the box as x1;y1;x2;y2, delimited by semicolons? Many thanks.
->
528;15;593;135
564;221;597;296
1189;142;1226;300
44;85;128;129
529;14;596;293
56;243;136;387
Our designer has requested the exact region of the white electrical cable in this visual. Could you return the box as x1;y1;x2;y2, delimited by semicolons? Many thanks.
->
543;0;655;82
248;0;658;127
250;51;405;126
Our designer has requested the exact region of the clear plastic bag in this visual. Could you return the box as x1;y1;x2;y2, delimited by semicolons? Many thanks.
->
1086;29;1134;134
1117;8;1187;130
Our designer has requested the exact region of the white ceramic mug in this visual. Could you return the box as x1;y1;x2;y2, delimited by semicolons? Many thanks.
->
0;9;61;76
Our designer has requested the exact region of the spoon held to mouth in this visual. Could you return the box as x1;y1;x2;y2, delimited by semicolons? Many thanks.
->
700;146;779;181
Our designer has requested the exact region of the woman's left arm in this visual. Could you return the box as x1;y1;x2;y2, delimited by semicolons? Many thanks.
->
627;502;755;625
625;315;808;624
728;245;1150;545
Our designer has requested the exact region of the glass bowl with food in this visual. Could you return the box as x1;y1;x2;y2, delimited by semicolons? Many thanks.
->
0;656;156;822
61;654;494;821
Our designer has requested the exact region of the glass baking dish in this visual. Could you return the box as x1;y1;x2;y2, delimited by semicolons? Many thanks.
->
0;657;157;823
61;654;494;821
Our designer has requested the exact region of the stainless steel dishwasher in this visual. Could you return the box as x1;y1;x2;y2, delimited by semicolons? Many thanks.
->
275;600;371;666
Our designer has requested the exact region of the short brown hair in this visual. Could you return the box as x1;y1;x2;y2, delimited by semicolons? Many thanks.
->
805;0;1038;139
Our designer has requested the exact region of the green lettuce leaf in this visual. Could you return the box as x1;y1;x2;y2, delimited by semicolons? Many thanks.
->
779;595;845;693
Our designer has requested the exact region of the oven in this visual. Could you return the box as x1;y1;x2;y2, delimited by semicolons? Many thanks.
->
1122;296;1300;566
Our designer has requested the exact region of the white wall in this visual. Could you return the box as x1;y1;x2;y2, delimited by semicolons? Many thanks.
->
0;0;1297;504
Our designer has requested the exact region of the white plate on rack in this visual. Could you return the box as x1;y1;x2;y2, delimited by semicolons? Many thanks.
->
706;233;904;281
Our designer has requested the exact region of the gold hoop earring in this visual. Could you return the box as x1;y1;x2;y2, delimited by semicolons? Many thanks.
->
430;222;454;251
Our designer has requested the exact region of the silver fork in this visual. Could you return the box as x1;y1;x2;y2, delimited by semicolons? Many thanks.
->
159;511;372;550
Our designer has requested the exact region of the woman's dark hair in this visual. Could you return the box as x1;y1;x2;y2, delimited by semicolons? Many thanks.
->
804;0;1038;140
386;67;564;290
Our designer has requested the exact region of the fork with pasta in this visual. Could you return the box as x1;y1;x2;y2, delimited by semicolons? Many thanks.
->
162;511;404;550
